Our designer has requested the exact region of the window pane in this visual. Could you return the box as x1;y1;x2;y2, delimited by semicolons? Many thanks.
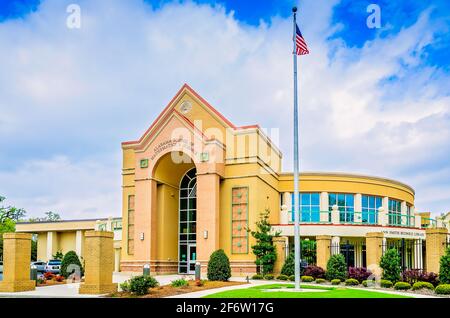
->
311;193;320;206
338;194;345;206
302;193;310;205
362;195;368;208
346;194;354;207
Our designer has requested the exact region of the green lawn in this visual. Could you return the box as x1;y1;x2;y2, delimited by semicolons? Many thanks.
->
204;284;411;298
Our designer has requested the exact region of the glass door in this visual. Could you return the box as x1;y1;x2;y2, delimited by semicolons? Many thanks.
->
188;244;196;274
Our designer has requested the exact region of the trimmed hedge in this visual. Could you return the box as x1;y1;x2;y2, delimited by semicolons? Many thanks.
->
207;249;231;281
435;284;450;295
301;275;314;282
315;278;326;284
326;254;347;281
276;274;289;281
264;274;274;280
331;279;341;285
129;275;159;295
380;279;393;288
252;274;263;280
412;281;434;291
345;278;359;286
394;282;411;290
288;275;295;281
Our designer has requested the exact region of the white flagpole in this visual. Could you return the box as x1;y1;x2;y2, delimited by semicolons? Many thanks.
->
292;6;301;290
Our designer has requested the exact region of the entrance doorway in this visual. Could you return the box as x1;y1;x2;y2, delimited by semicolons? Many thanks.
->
178;168;197;274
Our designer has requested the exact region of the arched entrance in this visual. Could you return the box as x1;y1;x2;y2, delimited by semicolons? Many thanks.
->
179;168;197;274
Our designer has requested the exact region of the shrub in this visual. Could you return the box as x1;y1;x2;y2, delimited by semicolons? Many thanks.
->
119;281;130;292
303;265;325;279
60;250;84;279
315;278;326;284
362;279;376;288
44;272;55;280
345;278;359;286
195;279;205;287
380;279;393;288
435;284;450;295
276;274;289;281
252;274;263;280
37;278;45;285
288;275;295;281
171;278;189;287
281;252;294;277
412;281;434;291
380;248;401;283
300;275;314;282
402;270;439;286
129;275;159;295
207;249;231;281
439;247;450;284
420;272;439;286
331;279;341;285
394;282;411;290
264;274;274;280
326;254;347;281
54;275;65;282
348;267;371;283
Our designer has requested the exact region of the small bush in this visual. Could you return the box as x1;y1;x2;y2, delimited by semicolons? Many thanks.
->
362;279;376;287
412;281;434;291
435;284;450;295
326;254;347;281
380;248;401;283
195;279;205;287
315;278;326;284
119;281;130;292
394;282;411;290
54;275;65;282
252;274;263;280
331;279;341;285
439;247;450;284
281;252;294;276
129;275;159;295
44;272;55;280
345;278;359;286
301;275;314;282
60;250;84;278
37;278;45;284
380;279;393;288
288;275;295;281
171;278;189;287
207;249;231;281
348;267;371;283
402;269;439;286
303;265;326;279
276;274;289;281
264;274;274;280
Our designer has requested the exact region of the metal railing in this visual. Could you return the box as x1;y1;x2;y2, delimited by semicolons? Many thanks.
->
421;217;437;229
289;211;331;224
387;213;415;227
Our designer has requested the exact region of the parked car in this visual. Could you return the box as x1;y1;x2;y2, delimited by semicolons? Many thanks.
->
31;261;46;273
0;261;3;273
44;259;62;274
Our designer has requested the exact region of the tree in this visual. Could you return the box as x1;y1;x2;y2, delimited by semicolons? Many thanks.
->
439;247;450;284
53;251;64;260
247;209;280;275
207;249;231;281
28;211;61;222
0;196;26;260
380;248;402;283
60;250;84;278
281;252;294;276
326;254;347;281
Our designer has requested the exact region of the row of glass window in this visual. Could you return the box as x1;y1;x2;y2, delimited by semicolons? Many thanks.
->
288;193;410;224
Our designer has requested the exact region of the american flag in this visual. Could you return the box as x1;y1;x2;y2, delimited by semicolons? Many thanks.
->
294;23;309;55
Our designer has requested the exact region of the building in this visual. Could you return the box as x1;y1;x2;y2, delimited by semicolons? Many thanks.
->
119;84;449;275
15;217;122;272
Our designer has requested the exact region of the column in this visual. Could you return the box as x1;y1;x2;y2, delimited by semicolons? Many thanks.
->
114;248;121;272
0;233;35;292
366;232;384;277
273;236;288;274
425;227;449;273
401;201;407;226
196;172;220;270
320;192;329;222
316;235;331;269
331;205;339;224
354;193;362;223
382;197;389;225
79;231;117;294
46;231;58;260
284;192;292;223
280;205;289;224
106;216;113;231
414;210;422;229
414;239;423;270
331;236;340;255
75;230;83;257
378;207;387;226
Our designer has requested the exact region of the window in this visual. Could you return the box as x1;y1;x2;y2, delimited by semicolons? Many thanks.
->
362;195;382;224
291;193;320;222
406;204;412;226
127;195;135;255
388;199;401;226
329;193;354;223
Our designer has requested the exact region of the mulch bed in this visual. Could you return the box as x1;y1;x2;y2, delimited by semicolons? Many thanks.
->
37;280;67;287
107;280;246;298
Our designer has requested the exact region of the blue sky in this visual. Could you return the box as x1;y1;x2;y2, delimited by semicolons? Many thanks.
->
0;0;449;219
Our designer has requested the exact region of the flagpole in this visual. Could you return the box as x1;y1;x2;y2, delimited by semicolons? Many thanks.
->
292;6;301;290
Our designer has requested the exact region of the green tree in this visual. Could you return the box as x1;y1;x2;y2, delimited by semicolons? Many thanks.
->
60;250;84;278
380;248;402;283
207;249;231;281
28;211;61;222
281;252;294;276
0;197;26;260
247;209;280;275
53;251;64;260
439;247;450;284
326;254;347;281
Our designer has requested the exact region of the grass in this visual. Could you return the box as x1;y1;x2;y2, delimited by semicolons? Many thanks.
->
204;283;412;298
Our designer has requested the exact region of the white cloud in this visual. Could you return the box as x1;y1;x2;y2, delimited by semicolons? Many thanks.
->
0;0;449;218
